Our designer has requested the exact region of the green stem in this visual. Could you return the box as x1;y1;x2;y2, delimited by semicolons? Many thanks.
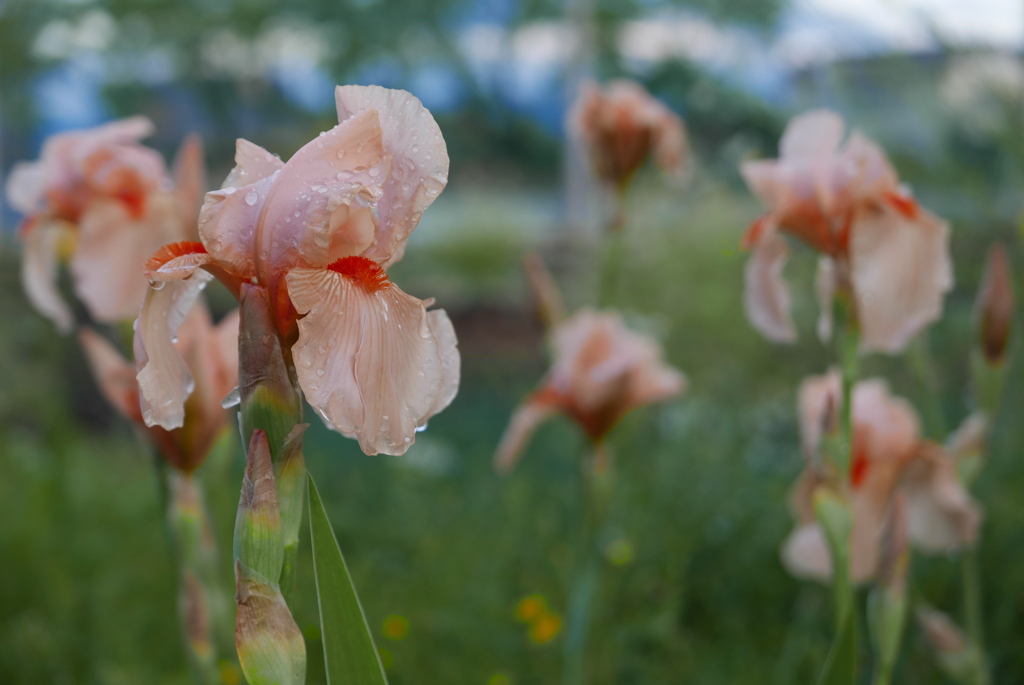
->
597;207;626;308
562;445;612;685
167;470;224;685
962;547;990;685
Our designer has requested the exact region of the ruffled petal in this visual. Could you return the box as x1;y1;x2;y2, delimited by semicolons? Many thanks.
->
335;85;449;266
426;309;460;417
21;219;75;333
744;226;797;343
72;193;182;323
222;139;284;190
849;204;953;353
779;109;845;160
198;174;275;282
78;327;141;421
135;270;214;430
903;443;982;552
286;267;449;456
257;109;389;274
493;400;559;475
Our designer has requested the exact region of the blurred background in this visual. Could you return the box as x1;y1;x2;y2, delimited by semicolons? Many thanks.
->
3;0;1024;682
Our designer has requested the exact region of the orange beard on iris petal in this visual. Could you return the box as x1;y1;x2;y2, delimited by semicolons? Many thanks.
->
328;255;390;293
144;241;208;273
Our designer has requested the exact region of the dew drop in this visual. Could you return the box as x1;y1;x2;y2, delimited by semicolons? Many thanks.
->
220;386;241;409
244;190;258;206
316;368;326;377
368;166;381;178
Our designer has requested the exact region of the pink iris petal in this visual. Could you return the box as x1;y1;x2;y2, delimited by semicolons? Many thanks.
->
849;204;953;353
222;138;284;190
493;401;560;475
256;108;389;275
71;193;182;323
744;226;797;343
21;220;75;333
79;327;141;422
286;267;458;456
135;270;214;430
335;85;450;267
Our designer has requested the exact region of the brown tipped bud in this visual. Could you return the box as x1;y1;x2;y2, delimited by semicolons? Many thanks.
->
976;243;1014;365
523;251;565;330
235;430;283;583
235;562;306;685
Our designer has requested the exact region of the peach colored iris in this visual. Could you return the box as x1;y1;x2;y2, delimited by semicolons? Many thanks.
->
740;110;953;353
6;118;204;331
569;79;688;190
782;370;980;584
494;309;684;473
136;85;459;456
79;301;238;473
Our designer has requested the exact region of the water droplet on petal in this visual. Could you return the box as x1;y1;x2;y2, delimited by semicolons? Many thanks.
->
220;386;241;409
244;190;258;206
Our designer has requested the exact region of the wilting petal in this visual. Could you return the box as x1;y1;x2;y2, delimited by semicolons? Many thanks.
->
172;133;207;237
78;328;141;422
744;227;796;343
493;400;559;475
903;443;981;552
335;85;449;266
258;109;388;274
779;109;845;159
21;220;75;332
850;204;953;353
286;267;450;455
135;271;214;430
72;194;181;323
222;138;284;190
781;523;832;581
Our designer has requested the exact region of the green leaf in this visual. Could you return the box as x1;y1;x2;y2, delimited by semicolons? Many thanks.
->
307;473;388;685
817;602;856;685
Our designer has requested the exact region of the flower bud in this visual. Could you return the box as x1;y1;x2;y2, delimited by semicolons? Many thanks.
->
976;243;1014;366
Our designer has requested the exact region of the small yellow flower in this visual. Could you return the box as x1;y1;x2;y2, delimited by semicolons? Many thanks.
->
528;611;563;645
514;594;548;623
379;647;394;670
487;672;513;685
382;614;410;641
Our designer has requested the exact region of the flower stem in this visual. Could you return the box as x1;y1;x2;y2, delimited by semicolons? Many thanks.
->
562;444;612;685
233;284;307;684
166;469;227;685
962;546;991;685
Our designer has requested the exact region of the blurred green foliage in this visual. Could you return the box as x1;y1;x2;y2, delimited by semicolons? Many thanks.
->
1;166;1023;682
